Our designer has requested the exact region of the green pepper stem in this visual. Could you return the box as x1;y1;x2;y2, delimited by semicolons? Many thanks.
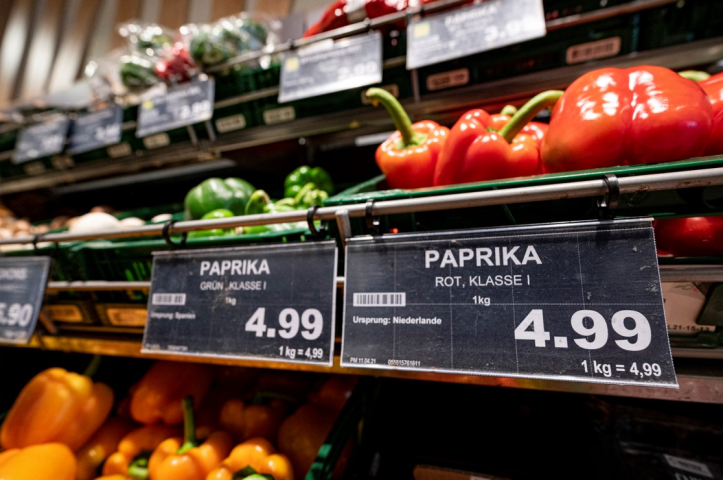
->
366;87;422;148
679;70;711;82
177;396;198;454
500;105;518;116
82;355;102;378
128;451;151;480
499;90;564;143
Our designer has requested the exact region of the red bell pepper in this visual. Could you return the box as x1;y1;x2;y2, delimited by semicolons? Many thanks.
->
303;0;407;37
155;43;196;84
433;91;561;186
541;66;713;173
655;216;723;257
367;87;449;189
694;72;723;156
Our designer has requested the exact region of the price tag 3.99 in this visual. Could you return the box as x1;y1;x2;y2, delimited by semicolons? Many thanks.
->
143;242;338;365
406;0;547;69
341;218;677;387
136;78;214;138
0;257;51;344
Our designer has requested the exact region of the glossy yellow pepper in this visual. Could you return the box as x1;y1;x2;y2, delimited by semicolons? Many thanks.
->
76;418;134;480
0;443;77;480
102;424;179;478
206;438;294;480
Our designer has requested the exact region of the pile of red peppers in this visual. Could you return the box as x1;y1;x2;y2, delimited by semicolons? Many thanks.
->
368;65;723;190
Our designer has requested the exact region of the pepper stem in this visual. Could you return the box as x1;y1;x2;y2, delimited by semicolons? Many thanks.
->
500;105;518;116
499;90;564;143
128;451;151;480
366;87;425;148
177;396;198;454
679;70;710;82
82;355;102;378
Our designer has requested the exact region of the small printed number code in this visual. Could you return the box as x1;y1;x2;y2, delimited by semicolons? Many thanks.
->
152;293;186;306
566;37;621;64
353;292;406;307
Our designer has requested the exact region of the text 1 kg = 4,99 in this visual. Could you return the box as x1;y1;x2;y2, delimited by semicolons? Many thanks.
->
143;241;338;365
341;219;677;388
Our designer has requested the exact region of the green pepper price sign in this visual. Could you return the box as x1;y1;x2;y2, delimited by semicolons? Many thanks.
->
143;242;338;365
341;218;678;388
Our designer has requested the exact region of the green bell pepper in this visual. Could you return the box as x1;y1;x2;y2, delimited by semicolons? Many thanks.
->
243;190;300;235
188;209;235;238
184;177;256;220
120;54;158;89
293;182;329;209
284;166;334;198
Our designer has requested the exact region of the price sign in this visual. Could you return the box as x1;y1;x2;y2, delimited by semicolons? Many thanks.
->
341;219;677;387
136;78;214;138
143;242;338;365
406;0;547;69
0;257;51;344
13;116;70;164
278;31;382;103
68;105;123;155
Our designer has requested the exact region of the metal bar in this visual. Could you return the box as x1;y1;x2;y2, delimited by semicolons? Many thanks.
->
659;265;723;283
46;281;151;292
2;165;723;245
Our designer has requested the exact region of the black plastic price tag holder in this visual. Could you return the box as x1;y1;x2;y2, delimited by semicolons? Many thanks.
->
341;218;677;388
406;0;547;69
0;257;51;344
143;242;338;365
278;31;383;103
68;105;123;155
13;116;70;164
136;78;215;138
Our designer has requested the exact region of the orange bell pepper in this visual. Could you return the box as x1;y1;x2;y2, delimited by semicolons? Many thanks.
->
130;361;213;425
149;397;233;480
277;404;352;480
308;376;358;413
1;361;114;451
0;443;77;480
102;424;180;478
206;438;294;480
218;398;287;444
76;418;135;480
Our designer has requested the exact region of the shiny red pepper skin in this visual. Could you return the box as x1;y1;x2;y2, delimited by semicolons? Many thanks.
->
541;66;713;173
655;216;723;257
699;72;723;156
303;0;407;37
433;109;542;186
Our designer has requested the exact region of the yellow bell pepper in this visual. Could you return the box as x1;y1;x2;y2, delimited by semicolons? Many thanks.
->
206;437;294;480
102;424;179;478
1;361;114;451
0;443;77;480
76;418;135;480
149;397;233;480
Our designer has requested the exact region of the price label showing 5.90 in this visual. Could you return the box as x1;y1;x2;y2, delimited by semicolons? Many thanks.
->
143;242;337;365
0;257;51;344
341;218;677;387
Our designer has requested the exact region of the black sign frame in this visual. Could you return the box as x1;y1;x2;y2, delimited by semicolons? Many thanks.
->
0;256;51;345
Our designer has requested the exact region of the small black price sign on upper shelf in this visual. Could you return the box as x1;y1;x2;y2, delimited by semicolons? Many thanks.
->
341;218;677;388
0;257;51;345
143;242;338;365
406;0;547;69
279;31;383;103
13;116;70;164
136;78;214;138
68;105;123;155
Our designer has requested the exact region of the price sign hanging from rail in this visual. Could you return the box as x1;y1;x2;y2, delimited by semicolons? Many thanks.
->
406;0;547;69
68;105;124;155
13;116;70;164
143;242;338;365
278;31;383;103
341;218;677;388
0;257;51;345
136;77;214;138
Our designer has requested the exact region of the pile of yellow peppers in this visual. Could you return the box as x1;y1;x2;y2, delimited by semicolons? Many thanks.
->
0;358;358;480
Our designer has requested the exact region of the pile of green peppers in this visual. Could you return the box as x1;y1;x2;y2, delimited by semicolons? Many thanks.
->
183;166;334;238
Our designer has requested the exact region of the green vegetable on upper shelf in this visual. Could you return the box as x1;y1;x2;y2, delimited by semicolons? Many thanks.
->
119;54;158;89
242;190;305;235
284;166;334;198
188;209;235;238
184;177;256;220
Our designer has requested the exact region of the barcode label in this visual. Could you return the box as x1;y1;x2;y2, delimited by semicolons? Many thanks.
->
353;292;406;307
566;37;621;64
152;293;186;306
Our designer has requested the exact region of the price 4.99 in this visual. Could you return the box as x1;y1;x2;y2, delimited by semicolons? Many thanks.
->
245;307;323;340
0;303;34;327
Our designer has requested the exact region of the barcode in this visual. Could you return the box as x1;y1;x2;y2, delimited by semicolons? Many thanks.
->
566;37;621;64
353;292;406;307
152;293;186;306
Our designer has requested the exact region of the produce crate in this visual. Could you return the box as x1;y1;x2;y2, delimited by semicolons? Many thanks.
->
323;155;723;236
42;300;98;324
96;302;148;327
543;0;625;20
2;242;86;282
212;63;281;132
637;0;721;51
417;10;638;94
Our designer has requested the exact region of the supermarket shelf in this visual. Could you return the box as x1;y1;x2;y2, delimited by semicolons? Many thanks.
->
9;334;723;404
1;37;723;197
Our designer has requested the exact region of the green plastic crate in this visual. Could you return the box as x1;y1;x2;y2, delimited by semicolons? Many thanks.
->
637;0;718;51
323;155;723;236
2;242;85;282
